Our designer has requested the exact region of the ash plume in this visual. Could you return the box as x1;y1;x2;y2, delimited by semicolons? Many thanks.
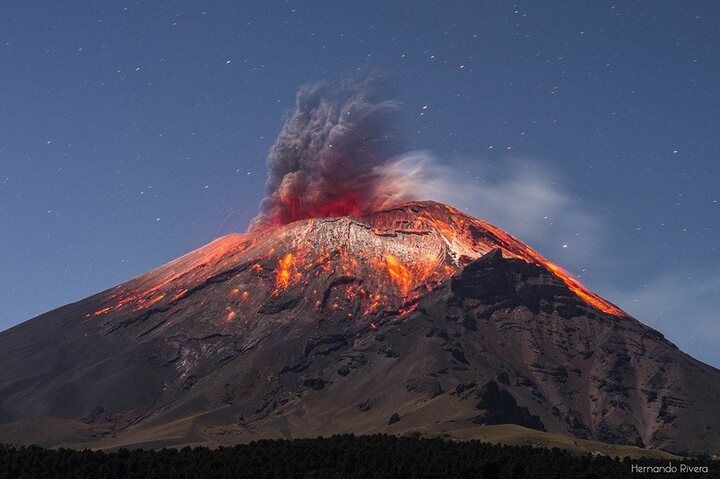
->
251;73;412;230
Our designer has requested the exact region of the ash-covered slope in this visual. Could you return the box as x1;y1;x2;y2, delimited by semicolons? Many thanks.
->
0;201;718;455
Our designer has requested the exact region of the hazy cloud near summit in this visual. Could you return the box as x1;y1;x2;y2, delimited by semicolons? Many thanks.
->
380;152;605;267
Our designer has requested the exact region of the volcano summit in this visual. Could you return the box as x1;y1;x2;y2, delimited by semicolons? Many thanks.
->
1;201;719;455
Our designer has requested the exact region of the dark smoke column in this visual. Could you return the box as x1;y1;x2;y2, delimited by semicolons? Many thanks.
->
251;73;406;230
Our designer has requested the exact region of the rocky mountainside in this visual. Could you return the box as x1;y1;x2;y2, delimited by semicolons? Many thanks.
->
0;201;718;455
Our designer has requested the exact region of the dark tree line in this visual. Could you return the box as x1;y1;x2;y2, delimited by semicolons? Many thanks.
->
0;434;717;478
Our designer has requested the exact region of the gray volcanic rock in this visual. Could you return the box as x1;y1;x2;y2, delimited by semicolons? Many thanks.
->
0;201;718;456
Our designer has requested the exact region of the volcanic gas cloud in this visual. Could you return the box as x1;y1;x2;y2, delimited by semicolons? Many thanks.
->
251;73;415;229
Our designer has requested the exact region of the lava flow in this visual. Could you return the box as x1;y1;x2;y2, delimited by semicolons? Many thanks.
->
382;254;413;295
87;201;626;327
275;253;298;289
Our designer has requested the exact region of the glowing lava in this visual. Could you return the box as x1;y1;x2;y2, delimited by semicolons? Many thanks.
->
382;254;414;295
260;192;368;230
87;201;626;323
276;253;297;289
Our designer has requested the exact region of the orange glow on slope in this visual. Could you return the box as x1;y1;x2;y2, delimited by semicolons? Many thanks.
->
172;289;188;301
86;201;625;323
544;262;625;316
382;254;414;295
276;253;297;289
144;294;165;308
90;234;253;317
366;250;453;301
474;220;624;316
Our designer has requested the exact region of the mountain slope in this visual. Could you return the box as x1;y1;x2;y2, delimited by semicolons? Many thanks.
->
0;201;718;455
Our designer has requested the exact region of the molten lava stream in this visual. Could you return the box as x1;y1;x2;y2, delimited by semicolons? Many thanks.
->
543;262;625;316
383;254;414;295
275;253;296;289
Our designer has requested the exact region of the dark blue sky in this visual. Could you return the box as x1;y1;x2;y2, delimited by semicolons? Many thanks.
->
1;1;718;366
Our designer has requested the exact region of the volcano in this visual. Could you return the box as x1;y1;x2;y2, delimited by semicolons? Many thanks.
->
1;201;719;455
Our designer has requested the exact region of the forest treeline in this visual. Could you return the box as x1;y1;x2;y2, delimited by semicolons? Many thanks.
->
0;434;718;479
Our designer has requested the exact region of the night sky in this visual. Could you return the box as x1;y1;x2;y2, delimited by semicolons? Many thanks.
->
1;2;718;366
